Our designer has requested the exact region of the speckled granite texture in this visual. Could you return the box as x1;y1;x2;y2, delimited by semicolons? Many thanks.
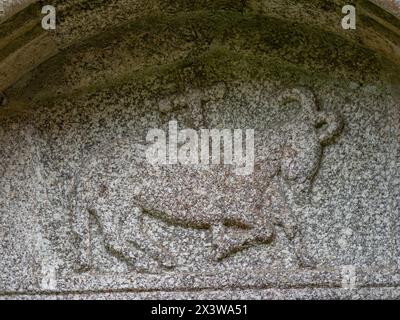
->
1;0;400;300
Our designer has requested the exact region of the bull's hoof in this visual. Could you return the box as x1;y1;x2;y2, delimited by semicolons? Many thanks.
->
257;223;276;243
212;240;245;261
74;261;91;273
297;253;316;269
211;241;231;261
157;252;177;269
134;259;154;272
213;248;229;262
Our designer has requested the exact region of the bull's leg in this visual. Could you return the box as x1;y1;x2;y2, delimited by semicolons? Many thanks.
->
89;207;153;271
276;177;316;269
122;206;177;269
251;215;276;243
272;208;298;240
291;232;315;269
269;206;315;268
91;206;177;270
102;233;152;271
211;223;235;260
211;217;275;261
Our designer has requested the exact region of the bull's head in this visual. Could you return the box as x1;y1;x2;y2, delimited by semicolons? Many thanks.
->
277;88;343;195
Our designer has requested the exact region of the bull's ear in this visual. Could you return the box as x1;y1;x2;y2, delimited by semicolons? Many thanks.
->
315;111;343;145
276;87;319;117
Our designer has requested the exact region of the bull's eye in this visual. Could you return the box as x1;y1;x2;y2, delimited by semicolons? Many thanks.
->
282;146;297;158
88;208;96;216
99;184;108;195
315;120;328;130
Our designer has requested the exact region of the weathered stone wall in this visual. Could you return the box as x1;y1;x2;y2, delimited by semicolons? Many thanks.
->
1;0;400;299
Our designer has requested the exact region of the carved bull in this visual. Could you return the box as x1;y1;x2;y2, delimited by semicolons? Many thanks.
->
72;87;342;271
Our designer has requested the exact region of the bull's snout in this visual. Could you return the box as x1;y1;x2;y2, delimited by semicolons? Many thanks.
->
314;111;343;145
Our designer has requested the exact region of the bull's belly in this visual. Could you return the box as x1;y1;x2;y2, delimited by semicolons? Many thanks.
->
124;165;272;228
82;149;277;229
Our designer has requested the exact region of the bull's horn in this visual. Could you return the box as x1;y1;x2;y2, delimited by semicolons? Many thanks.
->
277;87;319;115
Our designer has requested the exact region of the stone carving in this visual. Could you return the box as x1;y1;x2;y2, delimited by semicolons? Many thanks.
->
72;87;343;272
